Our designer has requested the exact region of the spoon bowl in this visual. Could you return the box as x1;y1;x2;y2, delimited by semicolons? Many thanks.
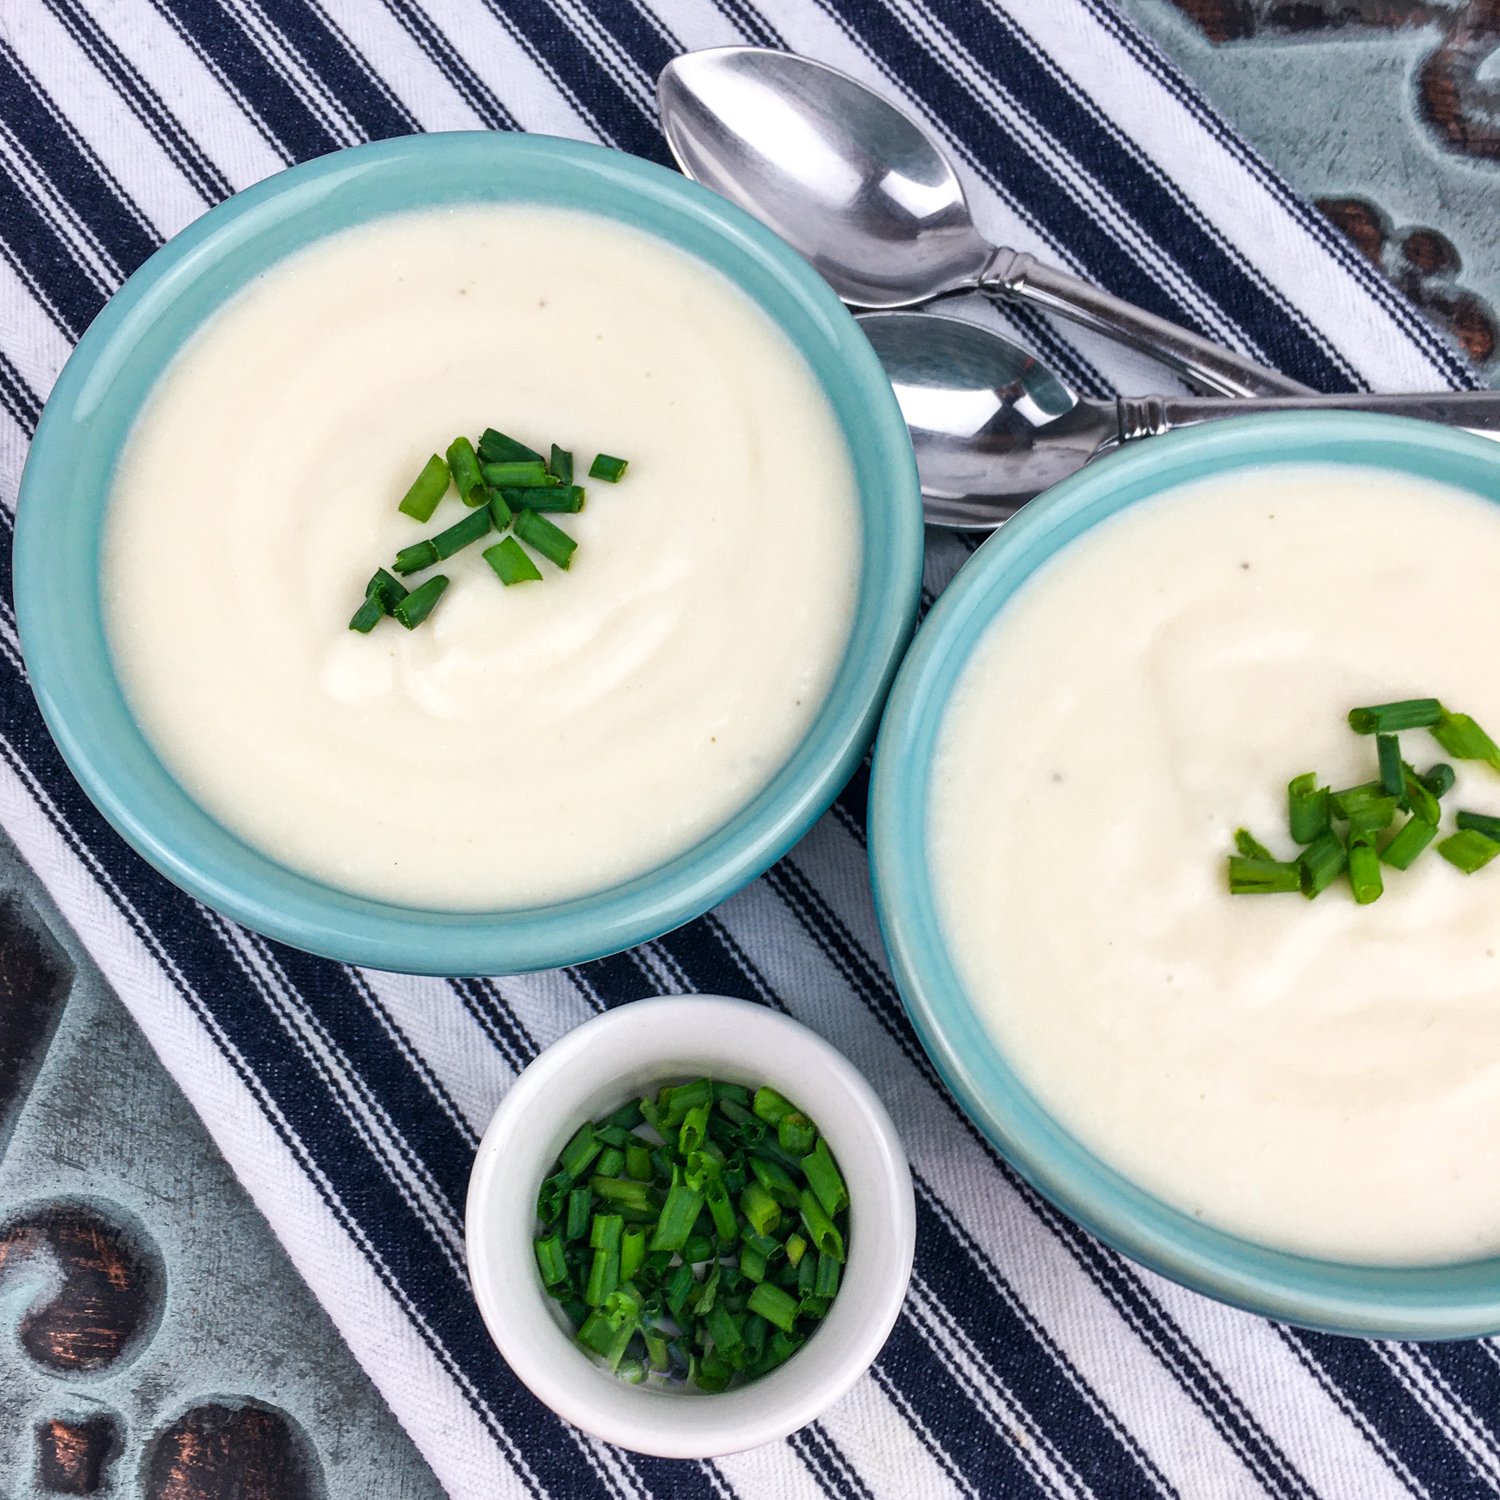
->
658;47;989;308
859;312;1113;528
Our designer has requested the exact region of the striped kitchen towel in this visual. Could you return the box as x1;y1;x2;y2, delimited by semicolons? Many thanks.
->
0;2;1494;1498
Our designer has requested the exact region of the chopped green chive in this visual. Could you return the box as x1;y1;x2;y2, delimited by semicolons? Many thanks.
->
1347;836;1383;904
1348;699;1442;734
514;508;577;570
477;428;544;465
747;1282;799;1334
1455;810;1500;841
347;597;384;633
534;1235;568;1288
1234;828;1275;861
487;490;514;531
1298;832;1347;899
777;1113;816;1157
536;1078;848;1391
1227;857;1301;894
1377;735;1403;797
1380;815;1438;870
480;460;555;488
392;539;439;576
391;575;448;629
1401;764;1441;826
801;1140;849;1218
366;567;408;611
589;452;628;482
446;435;486;507
398;454;451;521
1432;709;1500;770
502;484;585;514
1438;828;1500;874
483;537;542;586
560;1125;602;1180
648;1182;704;1254
753;1087;796;1126
550;443;573;484
1287;773;1331;844
1422;763;1457;798
430;505;492;560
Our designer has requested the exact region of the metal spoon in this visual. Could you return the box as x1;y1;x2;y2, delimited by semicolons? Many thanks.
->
657;46;1311;400
862;312;1500;529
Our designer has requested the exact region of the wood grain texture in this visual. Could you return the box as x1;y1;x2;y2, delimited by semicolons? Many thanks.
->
0;1202;162;1373
144;1402;322;1500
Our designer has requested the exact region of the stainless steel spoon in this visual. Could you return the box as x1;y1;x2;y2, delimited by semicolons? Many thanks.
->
862;312;1500;529
657;46;1311;400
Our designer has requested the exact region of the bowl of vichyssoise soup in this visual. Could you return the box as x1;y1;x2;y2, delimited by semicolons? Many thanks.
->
16;133;921;974
871;413;1500;1337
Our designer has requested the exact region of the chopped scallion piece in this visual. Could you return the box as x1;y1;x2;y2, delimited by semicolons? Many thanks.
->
1234;829;1275;861
391;574;448;628
648;1182;703;1254
484;538;541;586
747;1281;800;1334
534;1234;568;1288
777;1113;816;1157
502;484;585;514
481;460;555;488
348;596;384;633
366;567;409;611
488;490;514;531
430;505;491;560
1438;828;1500;874
797;1189;844;1262
560;1125;602;1181
392;539;439;576
1377;734;1403;798
1432;709;1500;770
1422;763;1457;798
1401;764;1441;826
477;428;544;465
801;1140;849;1217
753;1087;796;1126
1298;832;1347;899
1227;856;1301;895
1347;699;1442;734
1380;815;1437;871
1455;810;1500;841
514;508;577;569
1347;836;1383;904
398;453;450;521
447;435;486;507
589;452;628;482
550;443;573;485
1287;774;1331;845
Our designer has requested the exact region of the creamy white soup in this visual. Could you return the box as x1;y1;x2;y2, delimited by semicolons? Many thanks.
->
930;465;1500;1264
105;206;859;909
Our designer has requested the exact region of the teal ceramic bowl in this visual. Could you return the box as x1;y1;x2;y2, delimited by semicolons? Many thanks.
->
870;412;1500;1339
16;132;921;976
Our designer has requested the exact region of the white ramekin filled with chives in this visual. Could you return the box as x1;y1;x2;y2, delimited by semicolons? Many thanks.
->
465;994;915;1457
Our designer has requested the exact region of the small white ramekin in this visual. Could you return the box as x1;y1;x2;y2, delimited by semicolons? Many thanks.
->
465;994;914;1457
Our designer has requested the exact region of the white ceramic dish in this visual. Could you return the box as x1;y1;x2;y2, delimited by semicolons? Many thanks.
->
465;995;915;1456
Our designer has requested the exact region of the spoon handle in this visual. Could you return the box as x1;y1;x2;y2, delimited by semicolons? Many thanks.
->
982;249;1312;400
1122;391;1500;441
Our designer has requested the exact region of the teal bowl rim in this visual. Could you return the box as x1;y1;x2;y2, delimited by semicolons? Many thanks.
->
869;411;1500;1339
15;132;922;976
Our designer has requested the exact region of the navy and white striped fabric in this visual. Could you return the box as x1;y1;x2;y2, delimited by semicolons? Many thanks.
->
2;3;1496;1496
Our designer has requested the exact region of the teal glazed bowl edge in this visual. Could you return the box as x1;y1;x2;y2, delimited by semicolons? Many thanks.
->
869;412;1500;1339
15;132;922;976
